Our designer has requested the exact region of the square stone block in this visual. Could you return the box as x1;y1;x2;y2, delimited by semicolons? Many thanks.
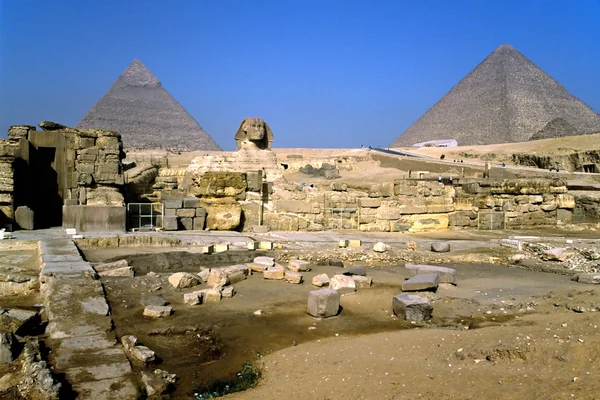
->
393;294;433;322
307;288;340;318
183;197;201;208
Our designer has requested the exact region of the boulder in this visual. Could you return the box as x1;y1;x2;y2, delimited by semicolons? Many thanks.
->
405;264;456;284
121;335;137;351
312;273;330;287
222;286;235;298
285;271;303;284
143;305;173;318
168;272;200;289
206;269;229;287
98;267;134;277
130;345;156;364
373;242;390;253
264;265;285;280
431;242;450;253
288;260;311;272
247;263;268;273
402;274;440;292
543;248;576;262
392;294;433;322
0;331;16;363
572;273;600;285
140;296;168;307
307;288;340;318
15;206;34;230
183;292;201;305
329;274;356;294
352;275;372;288
198;268;211;282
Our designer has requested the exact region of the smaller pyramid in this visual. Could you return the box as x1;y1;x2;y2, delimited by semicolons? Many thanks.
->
77;59;221;151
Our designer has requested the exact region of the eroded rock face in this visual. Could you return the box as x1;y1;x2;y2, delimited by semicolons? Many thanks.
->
168;272;200;289
234;117;274;151
200;198;242;230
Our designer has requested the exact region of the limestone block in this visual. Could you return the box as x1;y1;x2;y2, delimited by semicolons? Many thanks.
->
247;241;259;250
246;171;263;192
222;286;235;298
394;180;418;196
193;217;205;230
143;305;172;318
329;259;344;267
373;242;389;253
312;273;330;287
431;242;450;252
121;335;137;351
254;256;275;267
330;274;356;294
307;288;340;318
288;260;311;272
168;272;200;289
214;244;229;253
556;194;576;209
331;182;348;192
195;207;207;217
179;217;193;230
201;197;242;230
247;263;267;273
140;296;168;307
338;239;349;248
163;200;182;209
352;275;372;288
176;208;195;218
264;265;285;280
344;266;367;276
392;294;433;322
183;197;201;208
202;245;214;254
130;345;156;364
275;200;312;213
543;248;576;262
164;209;177;217
202;288;222;303
285;271;303;284
85;186;124;206
98;267;134;277
409;213;449;232
405;264;456;284
15;206;34;230
190;171;247;197
348;240;361;247
402;273;440;292
183;292;201;305
207;269;229;287
572;273;600;285
223;265;248;284
540;202;558;211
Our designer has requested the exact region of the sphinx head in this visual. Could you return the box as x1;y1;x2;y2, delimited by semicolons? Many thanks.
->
234;117;273;151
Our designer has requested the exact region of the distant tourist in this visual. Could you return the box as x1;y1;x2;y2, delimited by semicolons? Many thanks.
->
449;176;453;184
438;175;442;183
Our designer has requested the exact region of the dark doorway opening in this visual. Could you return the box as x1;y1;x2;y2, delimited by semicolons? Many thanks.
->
31;147;63;228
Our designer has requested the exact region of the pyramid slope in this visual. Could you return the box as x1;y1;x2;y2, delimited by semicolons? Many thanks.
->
77;59;222;151
390;45;600;147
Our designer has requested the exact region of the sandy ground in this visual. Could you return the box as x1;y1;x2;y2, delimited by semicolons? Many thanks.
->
78;242;600;400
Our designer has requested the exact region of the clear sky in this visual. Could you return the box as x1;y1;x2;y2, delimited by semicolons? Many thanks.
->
0;0;599;150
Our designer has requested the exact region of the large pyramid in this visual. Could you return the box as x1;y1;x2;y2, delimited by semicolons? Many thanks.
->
77;59;221;151
390;44;600;147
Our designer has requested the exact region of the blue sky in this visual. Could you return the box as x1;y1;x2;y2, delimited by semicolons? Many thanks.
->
0;0;599;150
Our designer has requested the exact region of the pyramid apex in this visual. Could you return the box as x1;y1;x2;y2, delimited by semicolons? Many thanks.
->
120;59;160;87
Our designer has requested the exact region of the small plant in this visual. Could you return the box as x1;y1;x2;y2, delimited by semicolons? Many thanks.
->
191;362;262;399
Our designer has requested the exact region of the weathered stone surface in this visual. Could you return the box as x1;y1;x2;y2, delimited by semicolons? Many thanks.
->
556;193;576;209
264;265;285;280
130;345;156;364
140;296;168;307
143;305;172;318
176;208;195;218
183;292;201;305
200;197;242;230
121;335;137;351
373;241;389;253
141;369;177;398
247;263;267;273
329;259;344;267
288;259;311;272
543;248;576;262
168;272;200;289
202;288;222;303
285;271;303;284
193;216;205;230
0;331;16;363
254;256;275;267
222;286;235;298
95;259;128;272
0;308;38;335
352;275;373;288
163;200;182;209
191;171;247;197
183;197;201;208
330;274;356;294
393;294;433;322
405;264;456;284
312;273;330;287
343;266;367;276
15;206;34;230
572;273;600;285
222;265;248;284
162;216;178;231
402;274;440;292
198;268;210;282
307;288;340;318
431;242;450;253
207;269;229;287
98;267;134;277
